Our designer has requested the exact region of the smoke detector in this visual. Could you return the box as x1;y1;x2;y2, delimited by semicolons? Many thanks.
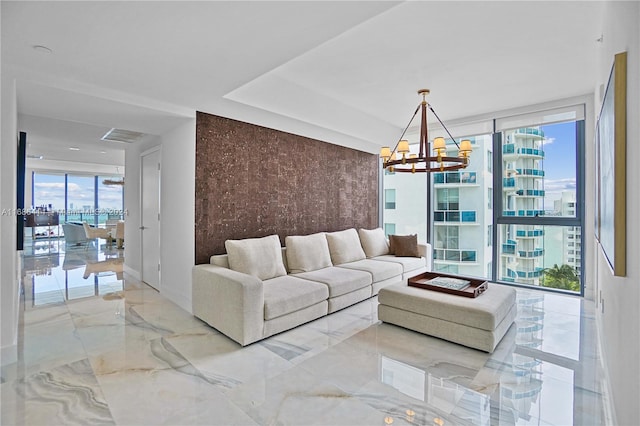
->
101;128;145;143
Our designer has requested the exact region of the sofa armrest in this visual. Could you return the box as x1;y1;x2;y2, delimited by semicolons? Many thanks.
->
192;264;265;346
418;243;432;271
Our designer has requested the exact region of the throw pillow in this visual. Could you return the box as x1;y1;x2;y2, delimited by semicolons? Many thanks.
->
225;234;287;280
325;228;366;265
389;234;420;257
285;233;333;274
358;228;389;258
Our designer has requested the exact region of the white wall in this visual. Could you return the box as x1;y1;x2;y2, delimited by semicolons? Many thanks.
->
595;2;640;424
124;119;195;312
1;73;19;365
158;120;195;311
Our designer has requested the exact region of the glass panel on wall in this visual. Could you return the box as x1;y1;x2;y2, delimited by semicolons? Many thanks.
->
382;142;428;243
67;175;96;224
498;224;581;292
501;123;577;217
431;134;492;279
498;118;583;293
32;173;65;211
98;176;125;225
30;173;65;243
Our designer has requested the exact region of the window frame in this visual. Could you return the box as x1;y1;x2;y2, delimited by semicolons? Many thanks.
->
492;120;585;295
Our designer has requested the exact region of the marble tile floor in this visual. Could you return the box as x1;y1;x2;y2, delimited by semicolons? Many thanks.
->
1;249;609;425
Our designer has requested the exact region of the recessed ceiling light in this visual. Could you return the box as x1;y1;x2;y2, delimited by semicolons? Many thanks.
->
32;45;52;54
100;150;107;154
69;147;80;151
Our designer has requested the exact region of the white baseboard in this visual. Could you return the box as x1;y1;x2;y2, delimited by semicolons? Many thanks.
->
123;264;141;281
122;264;191;313
596;314;618;425
161;286;192;314
1;343;17;367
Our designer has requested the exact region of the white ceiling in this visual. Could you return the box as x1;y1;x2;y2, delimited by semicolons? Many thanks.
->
2;1;604;163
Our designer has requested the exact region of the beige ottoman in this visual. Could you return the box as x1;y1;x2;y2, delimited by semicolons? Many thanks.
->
378;282;516;352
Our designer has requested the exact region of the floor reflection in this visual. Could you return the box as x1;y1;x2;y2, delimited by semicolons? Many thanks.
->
3;249;607;426
22;240;124;308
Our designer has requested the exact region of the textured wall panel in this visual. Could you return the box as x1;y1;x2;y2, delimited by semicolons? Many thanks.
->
195;112;379;264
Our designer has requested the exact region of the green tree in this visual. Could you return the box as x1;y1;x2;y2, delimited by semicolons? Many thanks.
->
541;263;580;291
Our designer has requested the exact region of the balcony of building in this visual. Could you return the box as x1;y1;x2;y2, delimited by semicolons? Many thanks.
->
516;267;545;279
518;147;545;157
518;248;545;258
503;209;545;217
502;239;517;255
514;128;545;138
502;144;545;159
516;168;545;177
502;267;518;282
503;177;516;189
516;229;545;238
433;210;477;224
515;189;545;198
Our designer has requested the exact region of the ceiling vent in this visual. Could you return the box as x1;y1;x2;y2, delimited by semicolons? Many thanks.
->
101;128;145;143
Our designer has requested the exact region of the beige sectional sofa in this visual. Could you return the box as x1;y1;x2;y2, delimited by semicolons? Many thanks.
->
192;228;431;346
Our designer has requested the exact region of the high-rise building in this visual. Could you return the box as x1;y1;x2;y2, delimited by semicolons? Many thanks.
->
500;128;546;285
383;135;493;278
555;191;581;275
383;127;557;287
432;135;493;277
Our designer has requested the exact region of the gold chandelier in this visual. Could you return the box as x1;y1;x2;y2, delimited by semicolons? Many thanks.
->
380;89;472;173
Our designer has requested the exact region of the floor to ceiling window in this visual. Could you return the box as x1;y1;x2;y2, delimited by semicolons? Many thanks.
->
32;172;124;226
382;104;585;294
32;173;65;212
67;175;96;224
496;106;585;293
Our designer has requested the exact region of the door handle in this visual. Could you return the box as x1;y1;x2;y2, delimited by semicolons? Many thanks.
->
139;226;146;230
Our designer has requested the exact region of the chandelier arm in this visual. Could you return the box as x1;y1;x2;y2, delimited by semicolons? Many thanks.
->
427;104;460;149
390;104;421;155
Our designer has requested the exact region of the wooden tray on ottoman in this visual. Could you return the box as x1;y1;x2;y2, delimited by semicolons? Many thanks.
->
408;272;488;298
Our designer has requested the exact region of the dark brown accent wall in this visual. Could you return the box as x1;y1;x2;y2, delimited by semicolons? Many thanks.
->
195;112;379;264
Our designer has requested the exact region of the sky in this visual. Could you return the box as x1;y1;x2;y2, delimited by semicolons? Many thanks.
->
538;121;577;211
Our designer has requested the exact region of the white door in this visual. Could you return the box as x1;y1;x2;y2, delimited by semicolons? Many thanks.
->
140;147;161;289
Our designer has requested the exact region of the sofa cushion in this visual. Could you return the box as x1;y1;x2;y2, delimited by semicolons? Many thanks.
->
325;229;366;265
337;259;402;283
372;255;426;273
358;228;389;258
225;235;287;281
263;275;329;320
294;266;371;298
389;234;420;257
285;233;333;274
